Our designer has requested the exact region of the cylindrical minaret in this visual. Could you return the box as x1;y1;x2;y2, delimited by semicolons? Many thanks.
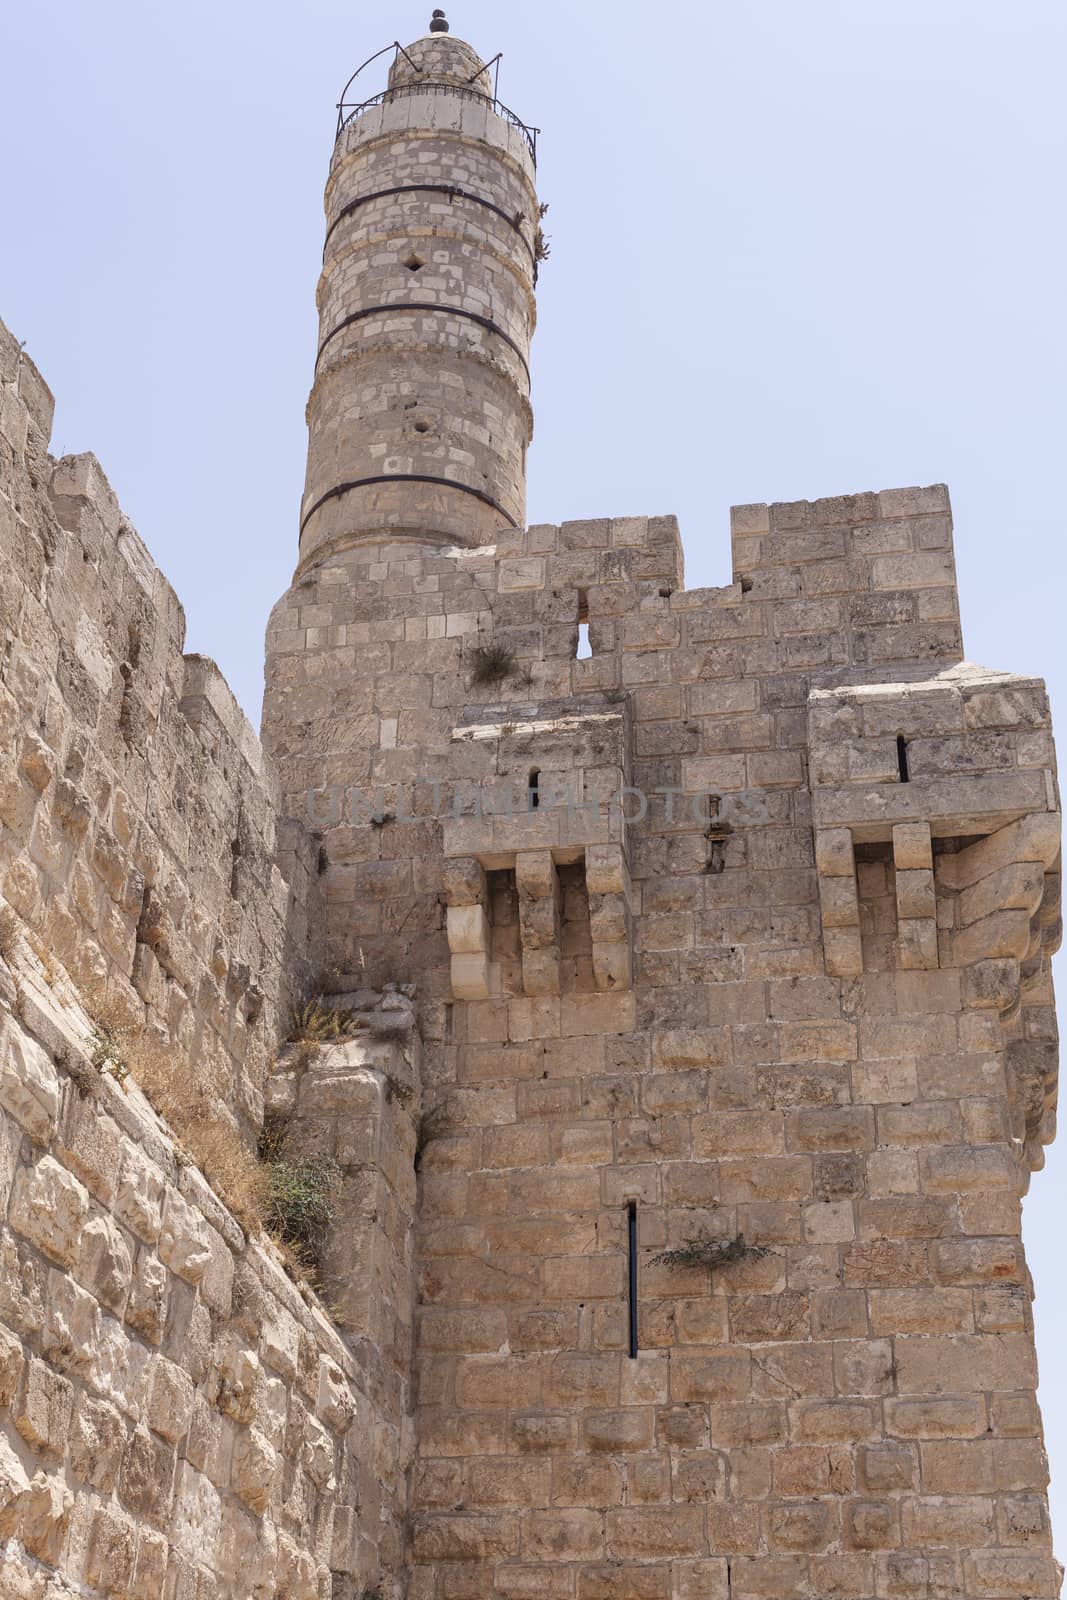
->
297;17;539;572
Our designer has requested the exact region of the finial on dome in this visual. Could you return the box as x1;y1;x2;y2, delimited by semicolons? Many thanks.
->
429;9;449;31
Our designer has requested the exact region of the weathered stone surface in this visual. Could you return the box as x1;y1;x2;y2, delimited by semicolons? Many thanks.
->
0;16;1061;1600
9;1156;89;1267
0;1015;59;1145
158;1188;212;1286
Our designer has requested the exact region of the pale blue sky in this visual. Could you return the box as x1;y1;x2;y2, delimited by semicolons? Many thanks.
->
4;0;1066;1539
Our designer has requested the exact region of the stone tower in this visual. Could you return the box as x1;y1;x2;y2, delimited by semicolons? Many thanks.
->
297;20;537;574
261;16;1064;1600
0;11;1061;1600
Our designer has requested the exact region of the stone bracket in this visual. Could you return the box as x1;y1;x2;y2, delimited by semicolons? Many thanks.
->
443;845;634;1000
443;857;491;1000
893;821;938;969
515;850;562;996
815;827;863;977
585;843;633;993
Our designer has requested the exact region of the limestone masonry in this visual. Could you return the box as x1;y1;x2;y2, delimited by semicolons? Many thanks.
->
0;15;1062;1600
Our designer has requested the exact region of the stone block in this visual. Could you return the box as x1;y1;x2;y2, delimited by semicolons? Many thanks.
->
447;903;491;955
606;1506;705;1560
443;856;487;907
498;557;546;592
452;952;491;1000
893;821;933;871
522;947;561;997
9;1155;89;1267
814;827;855;878
158;1188;213;1286
232;1425;279;1515
895;869;935;921
149;1355;195;1445
818;874;861;928
823;926;864;977
119;1422;178;1522
592;940;632;993
125;1250;168;1345
585;843;629;897
76;1212;133;1316
897;918;939;971
85;1504;138;1594
114;1139;166;1244
15;1357;73;1458
56;1090;124;1206
0;1016;59;1144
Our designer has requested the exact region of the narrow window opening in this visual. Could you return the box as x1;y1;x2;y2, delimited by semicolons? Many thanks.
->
576;590;592;660
528;769;540;811
403;251;426;273
627;1201;639;1358
413;417;432;434
705;793;731;874
897;735;910;783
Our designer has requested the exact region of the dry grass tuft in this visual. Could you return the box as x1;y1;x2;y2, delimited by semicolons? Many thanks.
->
82;989;267;1235
86;1013;133;1087
470;642;516;687
26;933;60;990
58;1046;101;1102
287;996;363;1046
384;1074;414;1108
650;1231;768;1273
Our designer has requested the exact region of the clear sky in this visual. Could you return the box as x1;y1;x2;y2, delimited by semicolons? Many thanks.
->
4;0;1066;1539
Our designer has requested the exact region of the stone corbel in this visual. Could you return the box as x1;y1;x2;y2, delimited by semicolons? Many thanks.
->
893;822;938;970
935;812;1062;1175
443;857;491;1000
515;849;561;996
938;814;1060;979
585;843;633;992
815;827;863;977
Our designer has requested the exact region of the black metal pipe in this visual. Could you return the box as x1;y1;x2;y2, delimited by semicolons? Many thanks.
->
316;301;531;386
299;474;518;538
627;1200;638;1359
323;183;534;262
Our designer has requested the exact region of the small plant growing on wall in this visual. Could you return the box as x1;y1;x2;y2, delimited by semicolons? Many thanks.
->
469;641;516;686
264;1151;343;1267
651;1231;768;1273
87;1017;132;1087
287;996;363;1045
533;201;551;286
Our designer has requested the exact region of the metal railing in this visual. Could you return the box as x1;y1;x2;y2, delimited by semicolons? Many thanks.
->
334;41;538;163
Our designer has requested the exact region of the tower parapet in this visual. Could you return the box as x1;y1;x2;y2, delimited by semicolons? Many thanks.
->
299;21;539;571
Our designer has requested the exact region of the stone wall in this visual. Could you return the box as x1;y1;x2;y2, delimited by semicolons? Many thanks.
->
264;492;1063;1600
0;949;385;1599
0;317;423;1596
0;316;322;1137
